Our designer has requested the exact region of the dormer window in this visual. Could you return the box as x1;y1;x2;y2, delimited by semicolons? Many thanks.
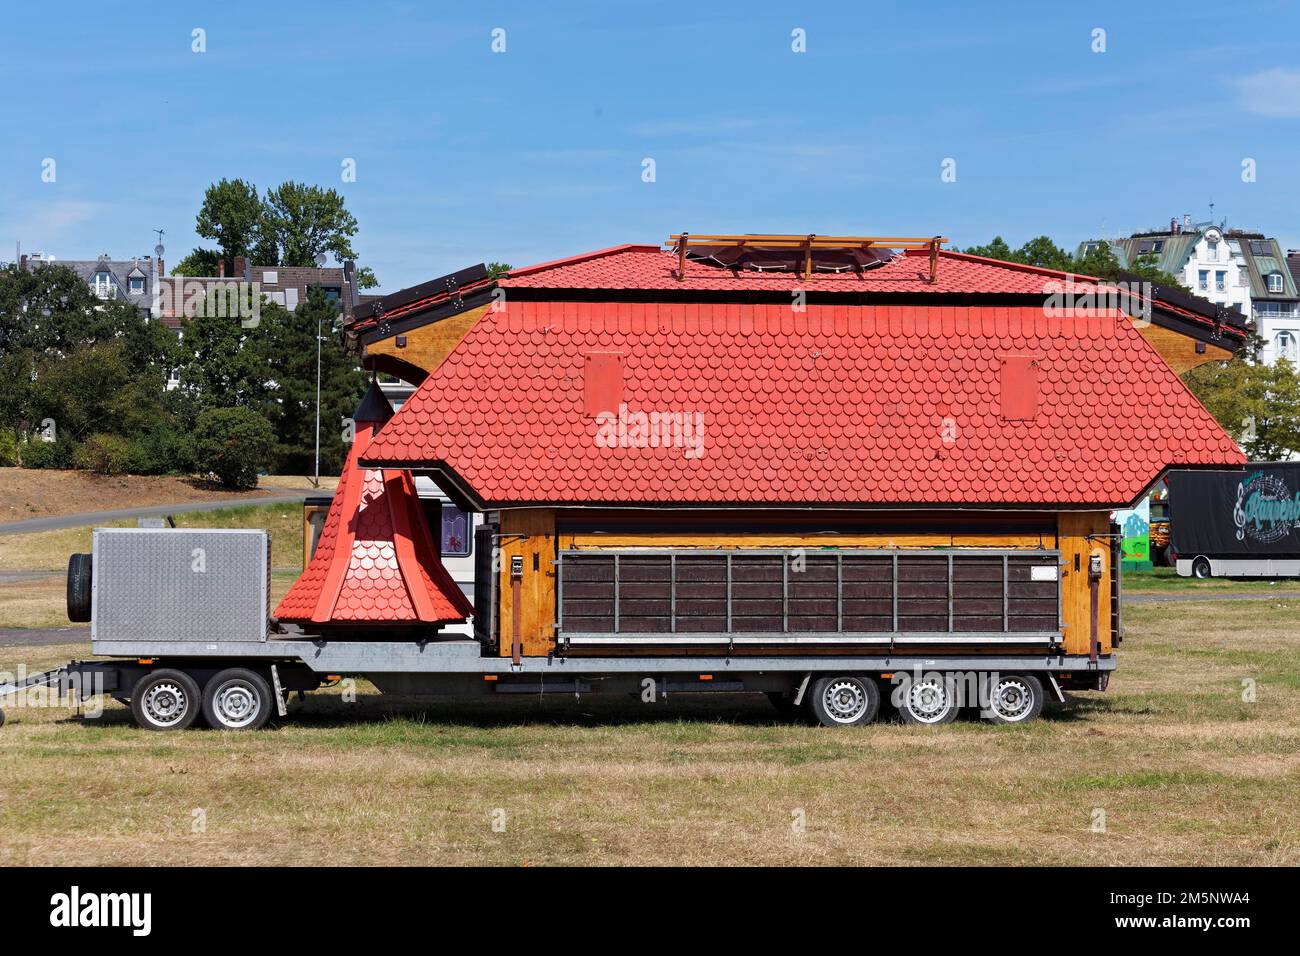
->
92;271;114;299
129;276;145;294
1269;272;1285;293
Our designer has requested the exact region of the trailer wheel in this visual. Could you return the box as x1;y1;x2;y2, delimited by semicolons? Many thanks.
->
130;669;201;731
1192;556;1212;579
982;674;1044;725
66;553;92;623
807;674;880;727
897;674;960;725
202;668;272;731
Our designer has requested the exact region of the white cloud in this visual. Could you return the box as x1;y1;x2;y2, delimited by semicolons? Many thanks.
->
1236;68;1300;118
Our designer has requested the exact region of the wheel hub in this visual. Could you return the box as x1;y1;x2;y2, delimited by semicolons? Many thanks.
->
215;683;260;728
143;682;187;726
823;679;867;722
908;680;950;722
991;678;1032;720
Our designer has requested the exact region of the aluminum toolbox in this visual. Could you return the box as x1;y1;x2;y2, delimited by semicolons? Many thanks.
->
91;528;270;644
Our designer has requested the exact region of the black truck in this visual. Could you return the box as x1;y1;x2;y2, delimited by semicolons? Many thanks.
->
1168;463;1300;578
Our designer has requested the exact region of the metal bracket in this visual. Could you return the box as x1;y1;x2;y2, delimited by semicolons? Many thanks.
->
792;672;813;706
269;665;289;718
1046;673;1066;704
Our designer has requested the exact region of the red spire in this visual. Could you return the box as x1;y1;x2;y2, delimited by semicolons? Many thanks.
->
275;380;474;629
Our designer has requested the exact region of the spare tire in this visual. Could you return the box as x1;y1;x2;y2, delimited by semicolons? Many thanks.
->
66;553;92;622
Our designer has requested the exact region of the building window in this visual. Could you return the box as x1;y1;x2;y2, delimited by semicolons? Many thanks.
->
129;276;145;294
1137;239;1165;255
1216;271;1226;292
440;502;471;557
92;271;114;298
321;286;342;307
1269;272;1285;293
1277;331;1298;363
1207;239;1218;260
1250;240;1272;255
1198;270;1209;291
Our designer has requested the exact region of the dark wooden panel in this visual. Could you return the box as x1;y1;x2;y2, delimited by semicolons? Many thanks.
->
562;582;615;599
842;557;892;582
898;615;947;632
564;615;614;631
842;614;892;630
953;615;1005;632
732;614;783;631
562;558;614;582
789;615;838;632
618;616;672;633
842;582;891;599
1008;615;1057;631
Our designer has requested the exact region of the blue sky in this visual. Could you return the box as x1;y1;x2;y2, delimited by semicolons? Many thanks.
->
2;0;1299;292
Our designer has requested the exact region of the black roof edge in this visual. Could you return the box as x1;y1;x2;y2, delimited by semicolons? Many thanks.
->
1111;269;1248;331
351;263;492;322
358;285;497;345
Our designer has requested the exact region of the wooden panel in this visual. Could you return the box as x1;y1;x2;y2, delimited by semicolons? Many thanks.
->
365;303;490;382
1137;321;1233;375
498;508;557;657
1058;512;1112;656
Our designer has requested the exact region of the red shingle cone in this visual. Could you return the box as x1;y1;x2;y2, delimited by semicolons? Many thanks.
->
274;380;473;628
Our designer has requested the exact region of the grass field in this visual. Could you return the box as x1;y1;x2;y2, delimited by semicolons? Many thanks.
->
0;598;1296;866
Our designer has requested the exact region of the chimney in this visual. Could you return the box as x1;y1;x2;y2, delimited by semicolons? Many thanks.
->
1171;217;1178;234
217;259;226;278
234;255;247;280
1184;214;1192;230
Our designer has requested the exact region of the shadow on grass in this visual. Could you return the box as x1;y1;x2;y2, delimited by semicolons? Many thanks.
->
68;690;1107;733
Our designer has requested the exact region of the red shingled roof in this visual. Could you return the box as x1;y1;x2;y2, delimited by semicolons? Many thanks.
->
276;385;473;626
500;245;1075;295
361;300;1244;508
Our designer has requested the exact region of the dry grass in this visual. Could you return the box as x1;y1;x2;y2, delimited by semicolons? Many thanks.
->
0;600;1297;867
0;468;324;524
0;505;306;572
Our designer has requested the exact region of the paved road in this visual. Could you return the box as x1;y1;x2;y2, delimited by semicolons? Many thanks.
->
0;626;89;647
0;491;318;535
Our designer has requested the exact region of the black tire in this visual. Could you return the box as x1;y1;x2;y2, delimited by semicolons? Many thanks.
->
130;669;201;731
66;553;92;623
807;674;880;728
202;668;273;731
1192;556;1212;579
896;673;961;725
981;673;1045;725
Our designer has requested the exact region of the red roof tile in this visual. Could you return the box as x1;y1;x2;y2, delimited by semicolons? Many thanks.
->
275;397;473;626
362;301;1244;508
500;245;1073;295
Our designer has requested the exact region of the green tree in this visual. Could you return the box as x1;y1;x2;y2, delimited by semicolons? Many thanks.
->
256;288;366;474
195;178;265;266
487;261;513;278
1183;334;1300;459
188;406;275;489
170;249;221;276
176;307;269;412
260;181;360;267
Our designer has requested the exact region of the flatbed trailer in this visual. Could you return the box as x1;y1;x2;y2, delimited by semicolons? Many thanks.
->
0;526;1117;731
